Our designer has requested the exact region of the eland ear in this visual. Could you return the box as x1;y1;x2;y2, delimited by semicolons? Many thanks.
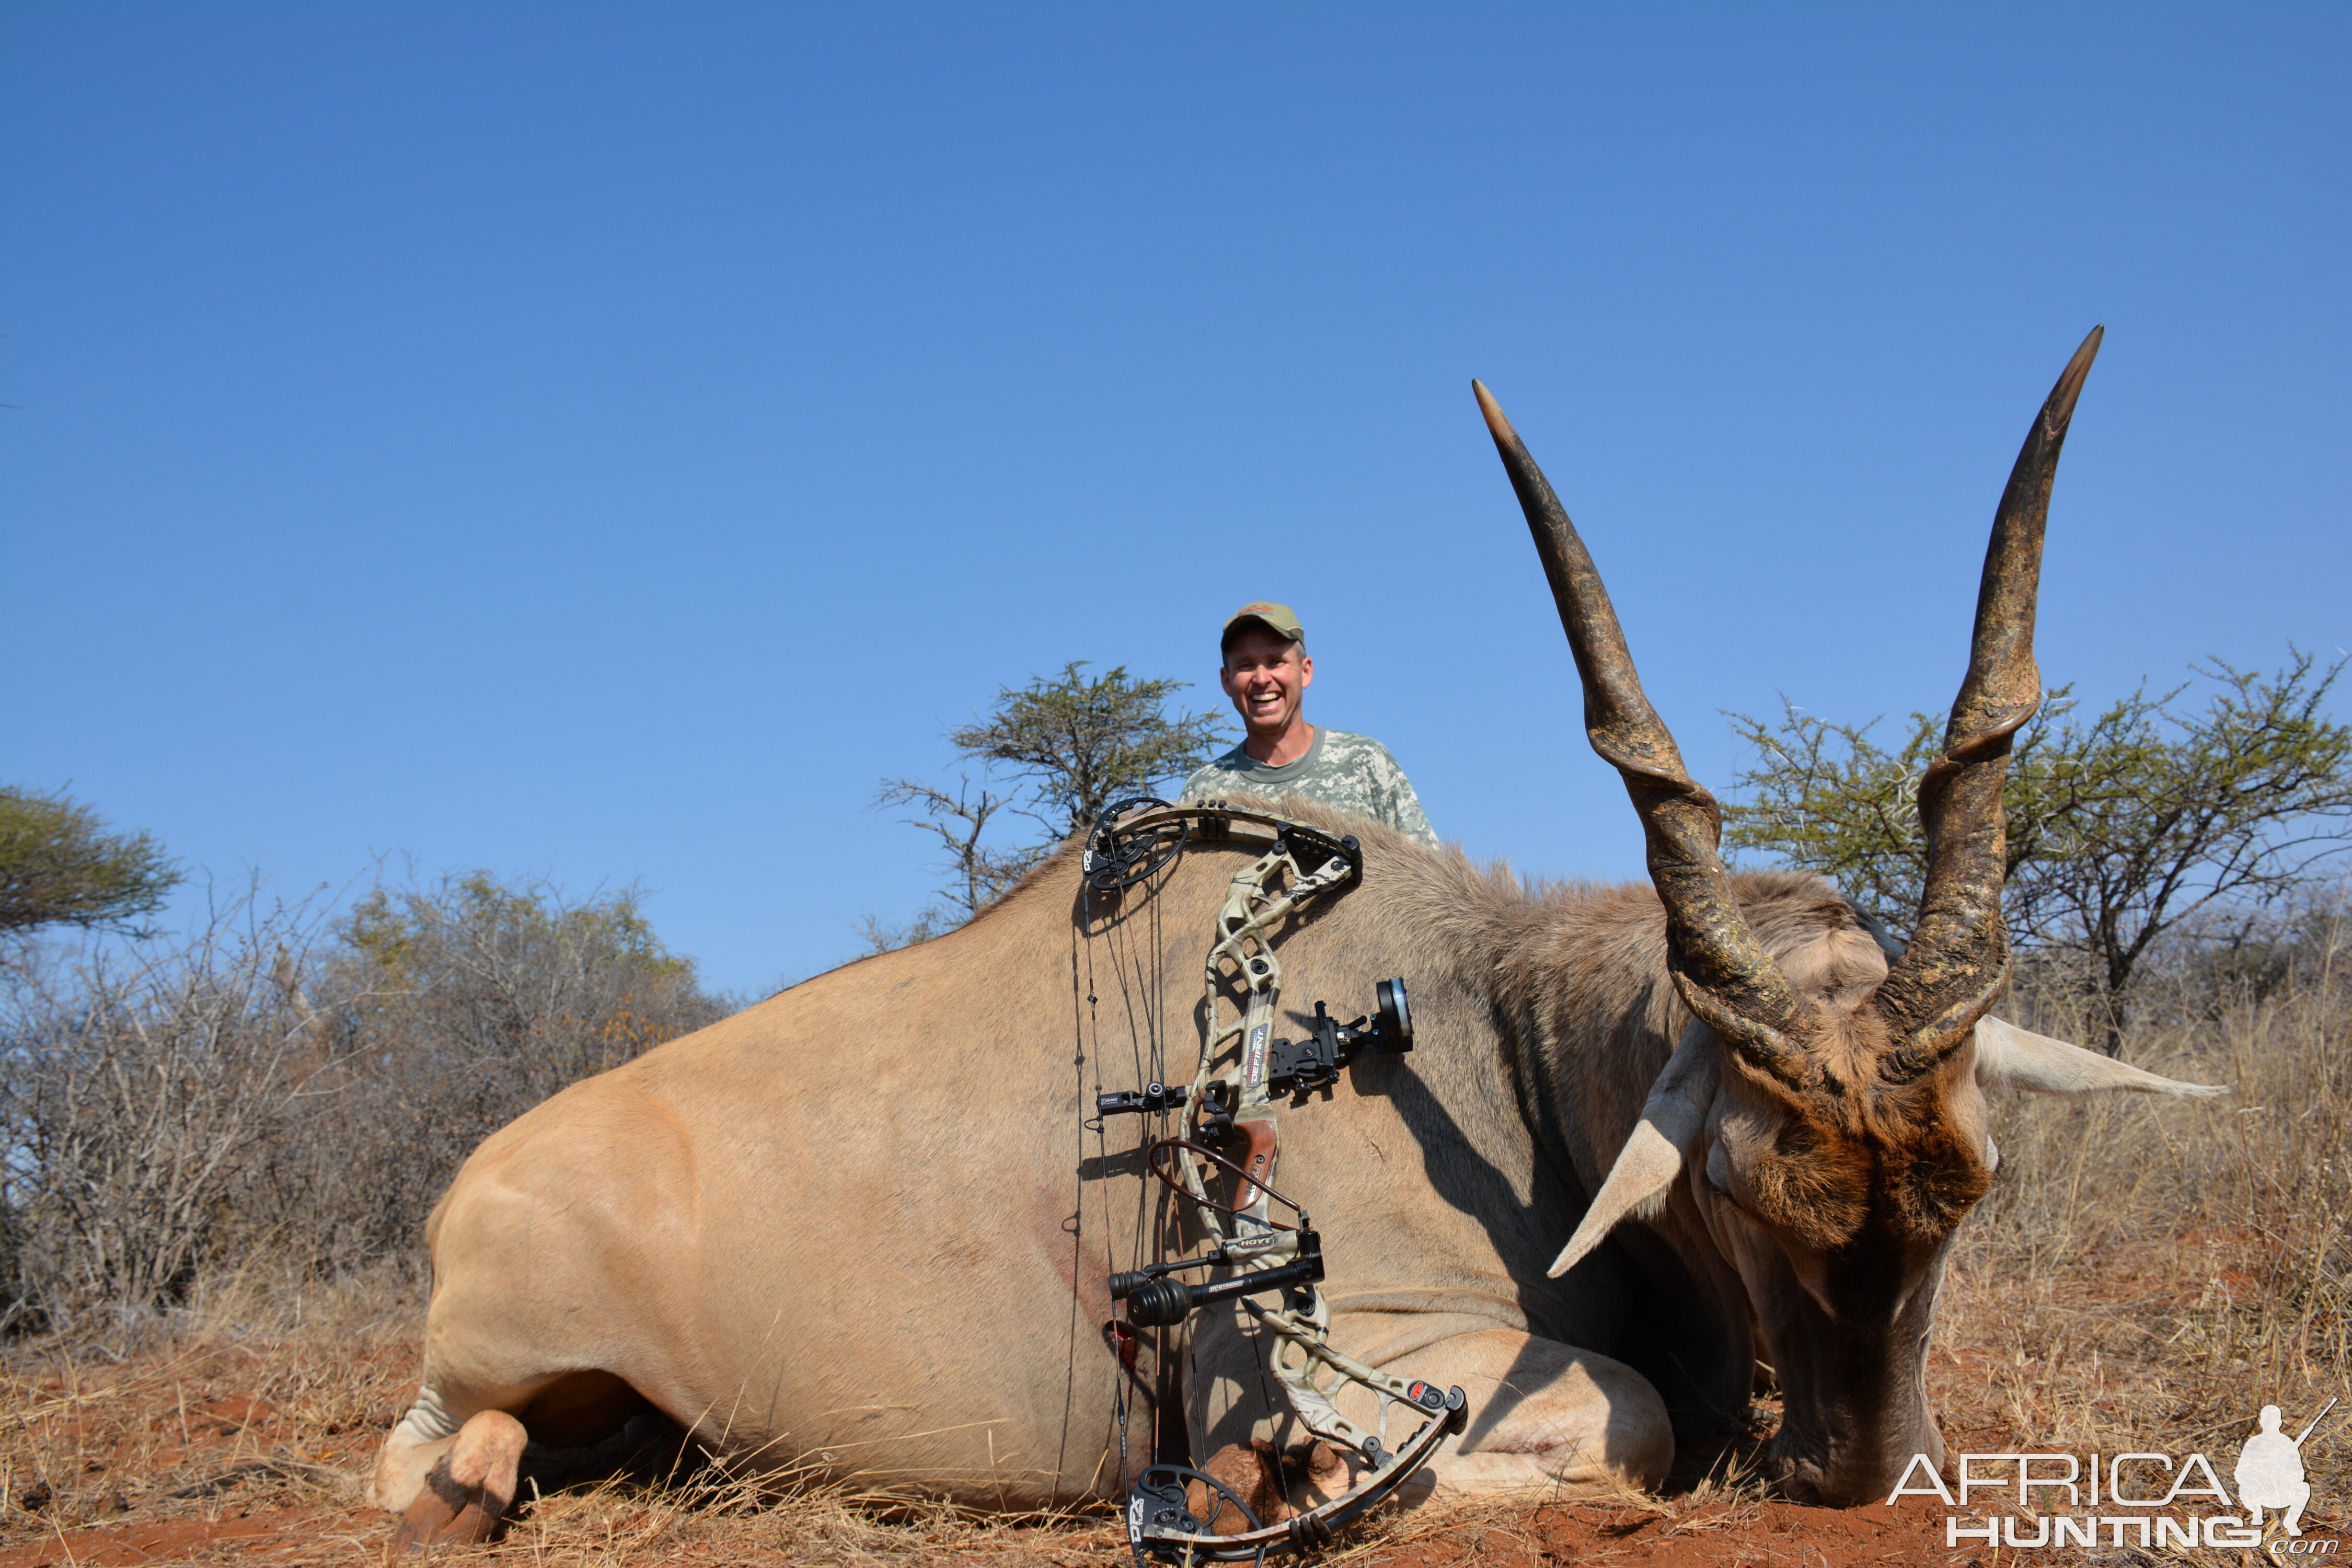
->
1548;1029;1721;1278
1972;1015;2226;1099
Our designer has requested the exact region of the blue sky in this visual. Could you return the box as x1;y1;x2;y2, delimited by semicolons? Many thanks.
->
4;4;2345;997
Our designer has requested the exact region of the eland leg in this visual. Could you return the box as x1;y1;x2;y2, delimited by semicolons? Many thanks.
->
381;1405;528;1551
1195;1316;1673;1507
1400;1328;1673;1493
373;1361;661;1546
373;1092;692;1540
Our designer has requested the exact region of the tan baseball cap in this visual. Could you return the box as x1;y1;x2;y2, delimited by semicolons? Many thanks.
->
1220;601;1304;649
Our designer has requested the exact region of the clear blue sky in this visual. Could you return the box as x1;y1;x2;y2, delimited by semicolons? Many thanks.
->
5;4;2345;997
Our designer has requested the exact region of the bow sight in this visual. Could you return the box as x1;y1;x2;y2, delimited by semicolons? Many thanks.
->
1080;800;1468;1566
1268;980;1412;1094
1099;977;1410;1120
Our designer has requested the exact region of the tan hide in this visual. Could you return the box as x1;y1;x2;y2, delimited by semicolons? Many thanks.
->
377;808;1734;1519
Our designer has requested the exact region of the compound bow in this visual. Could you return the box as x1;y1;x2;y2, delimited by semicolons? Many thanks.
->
1083;799;1468;1564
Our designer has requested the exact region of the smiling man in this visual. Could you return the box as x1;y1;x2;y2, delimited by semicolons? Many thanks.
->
1179;601;1439;850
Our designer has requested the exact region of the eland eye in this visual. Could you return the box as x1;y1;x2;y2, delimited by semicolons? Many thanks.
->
1705;1140;1737;1200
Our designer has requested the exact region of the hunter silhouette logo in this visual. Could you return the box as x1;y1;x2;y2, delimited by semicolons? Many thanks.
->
2238;1400;2332;1537
1886;1396;2340;1551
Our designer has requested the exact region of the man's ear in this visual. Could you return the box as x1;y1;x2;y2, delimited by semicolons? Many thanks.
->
1297;651;1313;687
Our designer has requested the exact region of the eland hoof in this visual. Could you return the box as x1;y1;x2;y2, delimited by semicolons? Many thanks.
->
1187;1440;1296;1534
390;1411;526;1553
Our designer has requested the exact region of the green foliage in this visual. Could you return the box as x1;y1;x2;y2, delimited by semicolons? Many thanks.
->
343;872;693;990
947;661;1230;836
308;870;723;1266
1724;652;2352;1040
0;786;181;940
1721;694;2081;933
867;662;1229;950
335;871;708;1078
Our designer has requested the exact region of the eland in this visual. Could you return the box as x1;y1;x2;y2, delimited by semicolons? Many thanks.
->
374;329;2219;1547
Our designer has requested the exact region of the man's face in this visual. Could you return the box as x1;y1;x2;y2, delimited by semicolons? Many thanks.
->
1219;629;1313;738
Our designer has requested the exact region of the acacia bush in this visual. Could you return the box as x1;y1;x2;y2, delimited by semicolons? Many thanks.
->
1725;653;2352;1047
869;661;1228;949
0;783;181;941
0;872;727;1334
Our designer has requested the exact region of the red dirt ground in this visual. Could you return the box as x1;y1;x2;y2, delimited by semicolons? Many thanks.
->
4;1356;2340;1568
12;1482;2341;1568
3;1244;2343;1567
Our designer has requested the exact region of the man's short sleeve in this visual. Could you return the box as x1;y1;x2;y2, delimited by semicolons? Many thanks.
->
1364;741;1439;850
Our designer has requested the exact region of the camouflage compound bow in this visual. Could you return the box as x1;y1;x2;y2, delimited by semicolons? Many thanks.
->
1084;800;1468;1565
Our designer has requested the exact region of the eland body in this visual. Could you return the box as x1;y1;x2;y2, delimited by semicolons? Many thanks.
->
375;332;2218;1545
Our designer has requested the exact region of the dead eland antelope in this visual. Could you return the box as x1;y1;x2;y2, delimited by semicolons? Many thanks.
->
373;329;2219;1547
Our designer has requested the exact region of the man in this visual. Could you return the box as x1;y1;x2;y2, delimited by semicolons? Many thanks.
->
1179;601;1439;850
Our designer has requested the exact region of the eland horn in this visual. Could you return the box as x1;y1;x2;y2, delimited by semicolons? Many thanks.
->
1473;380;1813;1082
1873;327;2104;1080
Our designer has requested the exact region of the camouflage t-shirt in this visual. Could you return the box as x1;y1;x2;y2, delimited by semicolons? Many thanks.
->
1179;727;1439;849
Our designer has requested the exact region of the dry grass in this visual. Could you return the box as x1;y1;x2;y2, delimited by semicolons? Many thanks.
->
0;1264;1129;1565
0;1270;407;1565
2;975;2343;1564
1935;976;2348;1484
